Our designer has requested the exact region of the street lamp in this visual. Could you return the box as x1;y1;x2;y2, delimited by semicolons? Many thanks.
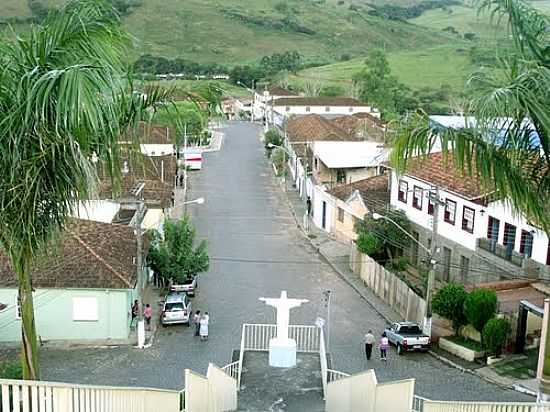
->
372;212;436;336
184;197;205;205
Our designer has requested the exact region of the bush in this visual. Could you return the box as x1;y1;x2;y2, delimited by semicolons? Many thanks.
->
432;283;468;335
357;232;382;255
264;129;283;157
482;318;510;357
464;288;497;341
386;256;409;272
0;361;22;379
271;148;287;176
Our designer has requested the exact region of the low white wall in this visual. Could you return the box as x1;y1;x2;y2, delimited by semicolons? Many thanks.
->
439;337;485;362
207;363;238;411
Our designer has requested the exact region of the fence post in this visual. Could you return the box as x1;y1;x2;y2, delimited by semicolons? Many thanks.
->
52;387;73;412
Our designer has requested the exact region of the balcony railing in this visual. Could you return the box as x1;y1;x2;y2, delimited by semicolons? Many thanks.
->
477;238;524;267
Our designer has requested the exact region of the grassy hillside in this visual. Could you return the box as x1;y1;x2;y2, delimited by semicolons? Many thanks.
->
1;0;455;63
291;44;471;92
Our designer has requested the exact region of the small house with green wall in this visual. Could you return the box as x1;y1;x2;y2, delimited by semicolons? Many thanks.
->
0;219;140;344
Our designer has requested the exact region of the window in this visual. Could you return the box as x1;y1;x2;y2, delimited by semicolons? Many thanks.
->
72;297;99;321
337;207;345;223
314;157;319;169
487;216;500;242
442;247;452;281
520;230;534;258
398;180;408;203
286;106;290;112
444;199;457;225
305;106;311;112
503;223;517;257
462;206;475;233
460;256;470;281
427;192;435;215
325;106;331;112
349;107;354;113
412;186;423;210
336;170;346;184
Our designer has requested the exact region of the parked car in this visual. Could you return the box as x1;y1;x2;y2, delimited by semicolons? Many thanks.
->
384;321;430;355
169;275;198;297
161;293;192;326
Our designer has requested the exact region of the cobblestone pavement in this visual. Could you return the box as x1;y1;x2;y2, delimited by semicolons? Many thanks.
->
39;121;532;402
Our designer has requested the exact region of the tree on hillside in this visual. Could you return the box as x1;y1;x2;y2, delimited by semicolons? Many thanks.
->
391;0;550;232
0;0;171;379
148;218;209;284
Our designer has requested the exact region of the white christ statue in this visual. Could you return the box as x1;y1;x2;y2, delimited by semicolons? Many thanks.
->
259;291;309;368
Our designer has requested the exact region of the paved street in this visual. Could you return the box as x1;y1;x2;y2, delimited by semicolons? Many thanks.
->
40;121;531;402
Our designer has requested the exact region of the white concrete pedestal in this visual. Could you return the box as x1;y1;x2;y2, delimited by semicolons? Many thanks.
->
269;337;297;368
137;320;145;349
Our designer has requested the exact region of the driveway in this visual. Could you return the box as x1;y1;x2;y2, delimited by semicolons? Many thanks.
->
40;121;532;402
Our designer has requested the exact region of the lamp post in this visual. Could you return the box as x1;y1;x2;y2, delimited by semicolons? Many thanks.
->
372;212;436;336
323;290;332;352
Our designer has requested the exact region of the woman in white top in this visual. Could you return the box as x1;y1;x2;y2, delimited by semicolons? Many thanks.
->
200;312;209;341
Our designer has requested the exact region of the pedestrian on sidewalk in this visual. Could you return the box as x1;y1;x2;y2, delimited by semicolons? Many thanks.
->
364;329;375;361
193;310;201;337
144;303;153;331
200;312;209;341
306;196;312;216
379;332;389;361
179;174;184;187
130;299;139;329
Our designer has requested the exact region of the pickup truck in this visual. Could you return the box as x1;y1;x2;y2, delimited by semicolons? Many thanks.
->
169;275;198;297
384;321;430;355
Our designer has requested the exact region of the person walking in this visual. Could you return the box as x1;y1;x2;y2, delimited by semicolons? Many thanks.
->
306;196;312;216
364;330;375;361
130;299;139;329
193;310;201;337
379;332;389;361
144;303;153;331
199;312;209;341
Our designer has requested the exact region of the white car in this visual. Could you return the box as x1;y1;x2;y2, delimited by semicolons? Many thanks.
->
161;293;192;326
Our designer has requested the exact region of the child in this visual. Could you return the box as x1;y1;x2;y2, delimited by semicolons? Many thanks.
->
379;332;389;361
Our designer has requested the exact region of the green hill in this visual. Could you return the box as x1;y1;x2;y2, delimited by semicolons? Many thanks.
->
1;0;457;63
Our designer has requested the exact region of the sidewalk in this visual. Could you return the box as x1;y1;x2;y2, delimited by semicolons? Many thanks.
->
280;178;539;398
129;283;164;347
282;183;401;324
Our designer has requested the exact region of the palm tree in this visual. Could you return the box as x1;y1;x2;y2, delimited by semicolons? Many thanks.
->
391;0;550;231
0;0;171;379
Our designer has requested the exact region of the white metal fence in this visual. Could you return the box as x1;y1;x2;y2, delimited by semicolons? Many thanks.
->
326;369;350;383
412;396;539;412
221;361;240;381
0;379;183;412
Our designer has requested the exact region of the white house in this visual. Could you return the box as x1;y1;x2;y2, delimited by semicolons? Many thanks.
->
268;97;380;128
253;85;299;121
389;152;550;282
119;122;175;157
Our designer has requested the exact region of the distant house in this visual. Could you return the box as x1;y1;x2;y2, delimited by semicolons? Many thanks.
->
253;85;299;122
389;152;550;283
331;113;388;142
0;219;142;343
268;97;380;128
313;175;389;240
119;122;175;157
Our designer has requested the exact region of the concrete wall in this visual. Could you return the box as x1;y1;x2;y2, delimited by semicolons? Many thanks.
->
206;364;238;411
0;287;132;343
314;160;378;188
326;370;414;412
74;200;121;223
140;144;174;157
273;104;379;117
184;365;237;412
312;185;334;232
350;247;426;324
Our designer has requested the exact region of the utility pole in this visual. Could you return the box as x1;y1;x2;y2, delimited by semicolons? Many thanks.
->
323;290;332;352
134;201;146;349
423;186;441;337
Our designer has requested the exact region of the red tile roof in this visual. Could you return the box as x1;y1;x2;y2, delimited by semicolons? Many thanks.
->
0;219;138;289
327;175;389;211
404;152;488;200
286;114;360;142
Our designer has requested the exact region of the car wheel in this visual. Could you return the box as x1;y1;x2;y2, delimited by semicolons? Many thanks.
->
397;344;403;355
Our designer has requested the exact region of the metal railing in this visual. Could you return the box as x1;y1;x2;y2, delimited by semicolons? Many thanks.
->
0;378;182;412
319;328;329;398
478;238;524;267
221;361;240;381
326;369;350;383
412;396;539;412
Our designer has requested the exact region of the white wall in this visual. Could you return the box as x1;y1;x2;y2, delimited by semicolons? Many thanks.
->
140;144;174;157
485;199;549;265
390;172;485;251
273;105;379;117
389;171;550;264
313;185;335;233
74;200;120;223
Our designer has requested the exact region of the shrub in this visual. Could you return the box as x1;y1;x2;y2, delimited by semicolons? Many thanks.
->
386;256;409;272
356;232;382;255
482;318;510;357
432;283;468;335
0;361;22;379
264;129;283;157
271;148;287;176
464;288;497;342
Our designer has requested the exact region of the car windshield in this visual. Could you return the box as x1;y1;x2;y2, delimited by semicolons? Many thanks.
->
165;302;184;311
400;325;422;334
